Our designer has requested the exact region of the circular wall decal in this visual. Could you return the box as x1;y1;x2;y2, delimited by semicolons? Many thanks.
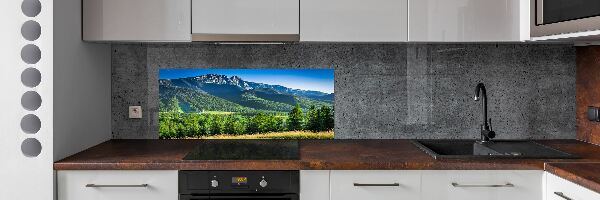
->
20;114;41;134
21;0;41;17
21;44;41;64
21;68;41;87
21;91;42;111
21;138;42;157
21;20;41;41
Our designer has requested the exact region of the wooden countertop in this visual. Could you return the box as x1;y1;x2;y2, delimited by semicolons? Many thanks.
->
54;139;600;171
54;139;600;194
545;162;600;194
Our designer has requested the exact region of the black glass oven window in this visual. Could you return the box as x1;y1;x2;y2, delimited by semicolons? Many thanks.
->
541;0;600;25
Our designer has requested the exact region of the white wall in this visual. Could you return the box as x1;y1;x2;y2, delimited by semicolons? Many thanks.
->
0;0;54;199
0;0;110;198
53;0;111;161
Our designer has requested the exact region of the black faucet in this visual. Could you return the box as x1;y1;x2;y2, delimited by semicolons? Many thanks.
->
474;83;495;142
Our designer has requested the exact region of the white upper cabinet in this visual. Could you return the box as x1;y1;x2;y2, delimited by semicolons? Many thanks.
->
82;0;191;42
191;0;300;41
300;0;408;42
80;0;532;42
409;0;530;42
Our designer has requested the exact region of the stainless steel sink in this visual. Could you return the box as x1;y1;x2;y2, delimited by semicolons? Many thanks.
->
411;140;578;160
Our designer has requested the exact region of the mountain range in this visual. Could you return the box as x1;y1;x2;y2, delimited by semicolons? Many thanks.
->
159;74;334;114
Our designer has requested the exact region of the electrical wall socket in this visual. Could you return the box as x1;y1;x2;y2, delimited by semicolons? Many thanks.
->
129;106;142;119
588;106;600;122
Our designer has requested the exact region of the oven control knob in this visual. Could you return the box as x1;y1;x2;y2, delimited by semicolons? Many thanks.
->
259;179;268;188
211;180;219;188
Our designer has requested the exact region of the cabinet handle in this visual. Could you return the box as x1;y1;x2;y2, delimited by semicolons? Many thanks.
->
553;192;573;200
353;183;400;187
85;184;149;188
451;182;514;188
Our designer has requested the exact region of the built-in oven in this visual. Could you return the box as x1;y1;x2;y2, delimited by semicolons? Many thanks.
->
179;171;299;200
180;194;298;200
532;0;600;37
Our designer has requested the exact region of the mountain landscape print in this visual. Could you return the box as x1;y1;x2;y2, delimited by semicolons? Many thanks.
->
159;69;334;139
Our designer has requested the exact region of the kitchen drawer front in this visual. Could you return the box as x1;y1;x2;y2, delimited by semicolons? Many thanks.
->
545;172;600;200
330;170;420;200
57;170;178;200
421;170;543;200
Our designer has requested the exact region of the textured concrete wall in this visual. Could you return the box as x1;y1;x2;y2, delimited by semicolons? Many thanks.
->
112;43;576;139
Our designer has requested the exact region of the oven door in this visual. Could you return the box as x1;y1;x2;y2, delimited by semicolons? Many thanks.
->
532;0;600;37
180;194;299;200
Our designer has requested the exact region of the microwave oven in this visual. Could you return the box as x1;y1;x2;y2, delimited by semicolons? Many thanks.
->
532;0;600;37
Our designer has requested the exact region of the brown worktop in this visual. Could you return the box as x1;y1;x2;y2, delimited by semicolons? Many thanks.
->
545;162;600;194
54;139;600;171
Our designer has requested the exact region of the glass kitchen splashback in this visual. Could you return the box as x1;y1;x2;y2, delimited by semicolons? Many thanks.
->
159;69;334;139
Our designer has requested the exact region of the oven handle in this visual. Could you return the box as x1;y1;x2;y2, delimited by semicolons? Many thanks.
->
180;194;298;200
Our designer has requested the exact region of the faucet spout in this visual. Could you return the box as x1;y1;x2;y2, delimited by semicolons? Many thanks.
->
474;83;495;142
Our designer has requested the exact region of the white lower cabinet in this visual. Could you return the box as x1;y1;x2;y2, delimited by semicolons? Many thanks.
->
545;172;600;200
56;170;178;200
55;170;600;200
330;170;421;200
301;170;330;200
421;170;543;200
323;170;543;200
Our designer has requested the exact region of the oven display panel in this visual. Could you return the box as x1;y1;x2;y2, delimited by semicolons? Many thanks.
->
231;177;248;187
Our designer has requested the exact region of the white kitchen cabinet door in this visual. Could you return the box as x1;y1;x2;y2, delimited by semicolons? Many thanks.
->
300;170;330;200
57;170;178;200
409;0;529;42
421;170;543;200
545;172;600;200
192;0;299;41
301;0;408;42
83;0;191;42
330;170;420;200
